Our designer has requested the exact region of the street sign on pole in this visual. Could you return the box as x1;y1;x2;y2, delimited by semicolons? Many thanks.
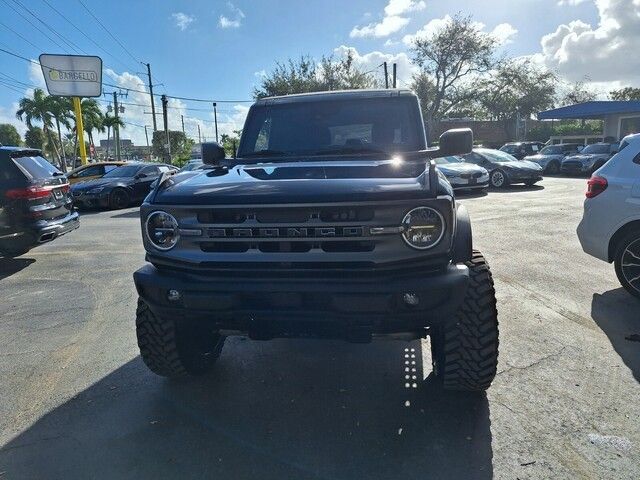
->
40;54;103;167
39;54;102;98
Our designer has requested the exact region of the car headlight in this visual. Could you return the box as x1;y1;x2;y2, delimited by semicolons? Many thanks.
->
145;211;180;251
401;207;445;250
86;187;105;194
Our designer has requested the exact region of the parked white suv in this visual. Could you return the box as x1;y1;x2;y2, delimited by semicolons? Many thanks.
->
577;133;640;298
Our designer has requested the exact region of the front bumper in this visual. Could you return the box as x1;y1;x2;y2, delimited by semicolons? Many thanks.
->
448;177;489;190
72;191;110;209
505;171;543;183
133;262;469;340
561;163;592;174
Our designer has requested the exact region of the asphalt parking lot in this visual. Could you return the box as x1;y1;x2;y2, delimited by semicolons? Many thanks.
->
0;176;638;479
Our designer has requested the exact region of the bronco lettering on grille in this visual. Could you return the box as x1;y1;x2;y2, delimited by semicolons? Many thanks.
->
207;226;365;238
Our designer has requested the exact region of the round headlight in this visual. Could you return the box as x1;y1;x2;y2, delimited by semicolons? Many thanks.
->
145;211;180;251
401;207;445;250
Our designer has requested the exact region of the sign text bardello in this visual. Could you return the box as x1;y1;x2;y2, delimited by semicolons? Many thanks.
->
49;69;98;82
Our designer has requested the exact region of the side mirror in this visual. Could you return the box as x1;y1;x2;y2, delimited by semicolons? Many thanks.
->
202;142;226;165
437;128;473;157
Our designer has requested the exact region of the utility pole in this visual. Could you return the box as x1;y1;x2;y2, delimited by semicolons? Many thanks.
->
383;62;389;89
212;102;218;143
161;94;170;162
392;63;397;88
181;115;185;134
113;91;121;161
197;123;201;145
144;63;157;131
144;125;150;160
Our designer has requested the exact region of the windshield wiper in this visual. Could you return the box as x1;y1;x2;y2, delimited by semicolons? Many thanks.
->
312;146;386;155
243;149;291;158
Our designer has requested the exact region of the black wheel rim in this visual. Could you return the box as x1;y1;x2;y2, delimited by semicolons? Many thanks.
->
621;238;640;295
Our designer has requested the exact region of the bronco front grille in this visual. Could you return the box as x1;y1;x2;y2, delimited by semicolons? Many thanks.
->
144;199;455;269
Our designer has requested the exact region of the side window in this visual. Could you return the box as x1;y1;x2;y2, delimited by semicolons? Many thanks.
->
103;165;118;174
158;166;172;173
140;166;159;177
464;152;483;164
76;166;102;177
0;160;21;181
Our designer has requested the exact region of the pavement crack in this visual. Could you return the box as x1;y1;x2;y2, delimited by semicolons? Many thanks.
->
497;346;569;376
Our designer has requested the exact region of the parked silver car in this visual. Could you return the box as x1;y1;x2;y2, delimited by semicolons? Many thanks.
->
434;156;489;190
524;143;583;174
561;142;619;175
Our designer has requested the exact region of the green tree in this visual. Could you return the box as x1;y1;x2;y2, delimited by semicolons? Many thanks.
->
477;60;557;139
410;14;497;140
48;97;73;167
610;87;640;101
102;113;125;159
24;126;45;149
80;99;104;160
220;130;241;157
254;51;376;99
16;88;61;166
0;124;21;146
560;81;597;106
152;130;193;165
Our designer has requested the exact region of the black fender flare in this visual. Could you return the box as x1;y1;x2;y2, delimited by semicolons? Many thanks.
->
452;203;473;263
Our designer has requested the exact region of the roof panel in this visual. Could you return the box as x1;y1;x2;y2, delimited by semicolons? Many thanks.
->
538;101;640;120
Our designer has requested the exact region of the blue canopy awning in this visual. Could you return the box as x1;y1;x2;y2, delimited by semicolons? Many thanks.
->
538;101;640;120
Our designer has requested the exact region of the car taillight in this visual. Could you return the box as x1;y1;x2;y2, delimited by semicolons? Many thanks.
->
5;183;68;200
586;175;607;198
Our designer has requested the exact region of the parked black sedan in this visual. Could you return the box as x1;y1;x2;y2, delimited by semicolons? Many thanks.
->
463;148;543;188
71;162;178;210
0;147;79;257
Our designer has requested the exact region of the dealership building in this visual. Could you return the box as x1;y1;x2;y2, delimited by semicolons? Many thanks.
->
538;101;640;143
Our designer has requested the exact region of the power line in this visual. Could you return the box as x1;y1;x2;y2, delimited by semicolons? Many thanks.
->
0;47;254;104
0;0;68;51
11;0;85;54
40;0;135;73
0;21;41;50
77;0;140;65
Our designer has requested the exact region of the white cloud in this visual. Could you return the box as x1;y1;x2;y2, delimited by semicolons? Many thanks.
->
219;2;245;29
540;0;640;83
28;61;46;90
350;0;424;38
333;45;418;86
491;23;518;45
171;12;195;31
0;102;25;137
558;0;589;5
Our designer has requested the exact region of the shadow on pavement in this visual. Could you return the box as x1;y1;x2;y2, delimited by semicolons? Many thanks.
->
489;184;544;193
591;289;640;383
455;189;488;199
0;257;35;281
0;339;493;480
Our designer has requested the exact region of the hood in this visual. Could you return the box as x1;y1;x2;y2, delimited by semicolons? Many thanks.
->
494;160;540;171
565;153;609;162
436;162;486;175
152;159;439;205
525;154;562;162
71;177;132;191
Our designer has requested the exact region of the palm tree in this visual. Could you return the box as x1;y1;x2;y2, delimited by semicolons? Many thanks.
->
48;97;73;168
80;99;104;160
16;88;61;167
102;113;125;159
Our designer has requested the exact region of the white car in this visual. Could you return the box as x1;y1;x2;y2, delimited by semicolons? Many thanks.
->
577;133;640;298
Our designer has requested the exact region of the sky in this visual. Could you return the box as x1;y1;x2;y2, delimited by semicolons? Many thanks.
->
0;0;638;146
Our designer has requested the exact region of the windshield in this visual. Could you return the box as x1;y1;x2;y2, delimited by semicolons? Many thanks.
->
481;149;517;163
238;96;425;160
500;145;520;154
12;155;60;179
102;165;142;178
434;156;463;165
540;146;563;154
581;144;611;154
181;161;203;171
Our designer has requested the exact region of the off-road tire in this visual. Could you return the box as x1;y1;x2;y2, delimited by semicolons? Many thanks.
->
136;298;225;377
109;188;130;210
614;230;640;299
430;250;499;391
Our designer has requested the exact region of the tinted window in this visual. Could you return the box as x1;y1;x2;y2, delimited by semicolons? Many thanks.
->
104;165;119;174
540;146;563;154
239;97;425;158
76;166;103;177
12;155;60;179
103;165;142;178
480;149;517;163
463;152;485;164
500;145;520;154
582;144;610;154
140;166;160;176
